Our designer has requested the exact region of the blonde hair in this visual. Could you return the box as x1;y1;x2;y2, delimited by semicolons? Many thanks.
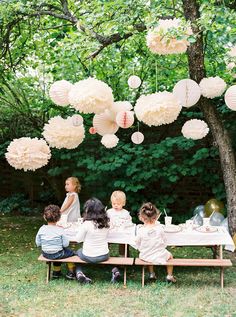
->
111;191;126;206
66;177;81;193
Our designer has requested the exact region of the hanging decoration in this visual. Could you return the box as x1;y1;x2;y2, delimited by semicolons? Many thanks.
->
224;85;236;110
93;110;119;136
49;80;73;106
146;18;193;55
199;77;227;99
181;119;209;140
42;116;85;149
173;79;201;108
134;92;181;126
101;134;119;148
111;101;133;113
5;137;51;171
228;46;236;58
131;132;144;144
68;77;114;114
71;114;83;126
89;127;97;134
128;75;141;89
116;111;134;129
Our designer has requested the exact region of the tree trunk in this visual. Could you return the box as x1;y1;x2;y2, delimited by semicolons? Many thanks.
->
182;0;236;237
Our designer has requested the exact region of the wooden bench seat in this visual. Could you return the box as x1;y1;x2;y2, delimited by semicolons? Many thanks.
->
134;258;232;288
38;255;134;286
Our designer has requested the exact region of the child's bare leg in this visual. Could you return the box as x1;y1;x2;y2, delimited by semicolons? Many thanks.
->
166;254;176;283
148;265;157;280
167;265;173;276
148;265;154;274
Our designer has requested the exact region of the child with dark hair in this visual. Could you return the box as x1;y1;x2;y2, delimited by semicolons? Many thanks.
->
35;205;76;279
136;202;176;283
75;198;110;284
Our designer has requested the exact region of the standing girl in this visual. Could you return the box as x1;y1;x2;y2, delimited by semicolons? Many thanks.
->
136;202;176;283
61;177;81;222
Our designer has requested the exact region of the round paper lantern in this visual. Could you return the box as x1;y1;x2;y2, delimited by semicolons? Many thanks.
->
93;110;119;136
89;127;97;134
131;132;144;144
134;92;181;127
5;137;51;171
49;80;73;106
116;111;134;129
146;18;193;55
199;77;227;99
228;46;236;57
101;134;119;148
111;101;133;113
128;75;141;89
42;116;85;149
68;77;114;114
71;114;83;126
173;79;201;108
224;85;236;110
227;62;235;70
181;119;209;140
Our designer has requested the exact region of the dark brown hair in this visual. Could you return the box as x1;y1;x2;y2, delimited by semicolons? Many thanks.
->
139;202;160;222
83;198;110;229
44;205;61;223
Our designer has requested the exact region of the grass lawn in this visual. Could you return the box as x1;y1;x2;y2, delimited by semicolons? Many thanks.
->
0;215;235;317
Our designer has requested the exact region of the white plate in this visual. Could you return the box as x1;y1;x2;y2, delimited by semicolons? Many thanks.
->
164;225;182;233
195;226;218;233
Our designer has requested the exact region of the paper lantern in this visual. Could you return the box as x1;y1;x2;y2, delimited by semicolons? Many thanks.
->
71;114;83;126
68;77;114;114
5;137;51;171
89;127;97;134
49;80;73;106
228;46;236;57
173;79;201;108
224;85;236;110
101;134;119;148
181;119;209;140
93;110;119;136
146;18;193;55
128;75;141;89
134;92;181;126
131;132;144;144
116;111;134;129
227;62;235;70
111;101;133;113
199;77;227;99
42;116;85;149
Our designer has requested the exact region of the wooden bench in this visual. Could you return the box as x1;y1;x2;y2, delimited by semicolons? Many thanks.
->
38;255;134;286
134;258;233;288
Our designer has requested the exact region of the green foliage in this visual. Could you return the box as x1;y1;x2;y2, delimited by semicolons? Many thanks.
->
0;193;38;214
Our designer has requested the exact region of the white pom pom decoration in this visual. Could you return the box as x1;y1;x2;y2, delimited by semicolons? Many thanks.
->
71;114;83;126
42;116;85;149
101;134;119;148
5;137;51;171
134;92;181;127
224;85;236;110
49;80;73;106
228;46;236;57
173;79;201;108
181;119;209;140
128;75;141;89
68;77;114;114
111;101;133;113
93;110;119;136
116;111;134;129
131;132;144;144
199;77;227;99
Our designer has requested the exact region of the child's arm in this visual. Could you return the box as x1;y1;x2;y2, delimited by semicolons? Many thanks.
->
75;223;87;242
35;232;41;247
60;195;75;213
61;234;70;248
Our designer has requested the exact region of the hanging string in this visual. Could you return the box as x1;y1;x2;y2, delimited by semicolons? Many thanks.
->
137;121;140;132
133;64;135;75
155;60;158;92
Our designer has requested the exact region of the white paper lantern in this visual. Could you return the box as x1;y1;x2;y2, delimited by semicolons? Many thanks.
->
71;114;83;126
199;77;227;99
101;134;119;148
134;92;181;127
128;75;141;89
111;101;133;113
131;132;144;144
173;79;201;108
93;110;119;136
116;111;134;128
224;85;236;110
42;116;85;149
181;119;209;140
227;62;235;70
49;80;73;106
5;137;51;171
228;46;236;57
68;77;114;114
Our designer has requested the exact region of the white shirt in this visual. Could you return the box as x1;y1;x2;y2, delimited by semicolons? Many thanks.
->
61;192;80;222
106;208;132;228
75;221;109;257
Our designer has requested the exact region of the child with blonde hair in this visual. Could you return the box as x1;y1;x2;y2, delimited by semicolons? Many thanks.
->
61;177;81;222
136;202;176;283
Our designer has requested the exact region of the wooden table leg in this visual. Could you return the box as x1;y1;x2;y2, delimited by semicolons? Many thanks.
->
220;267;224;289
124;267;127;287
219;245;223;259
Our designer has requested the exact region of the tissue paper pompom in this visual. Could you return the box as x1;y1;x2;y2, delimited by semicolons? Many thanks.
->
131;132;144;144
228;46;236;57
111;101;133;113
101;134;119;148
49;80;73;106
71;114;83;126
199;77;227;99
181;119;209;140
224;85;236;110
116;111;134;128
89;127;97;134
93;110;119;136
173;79;201;108
134;92;181;127
128;75;141;89
42;116;85;149
68;77;114;114
5;137;51;171
147;18;193;55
